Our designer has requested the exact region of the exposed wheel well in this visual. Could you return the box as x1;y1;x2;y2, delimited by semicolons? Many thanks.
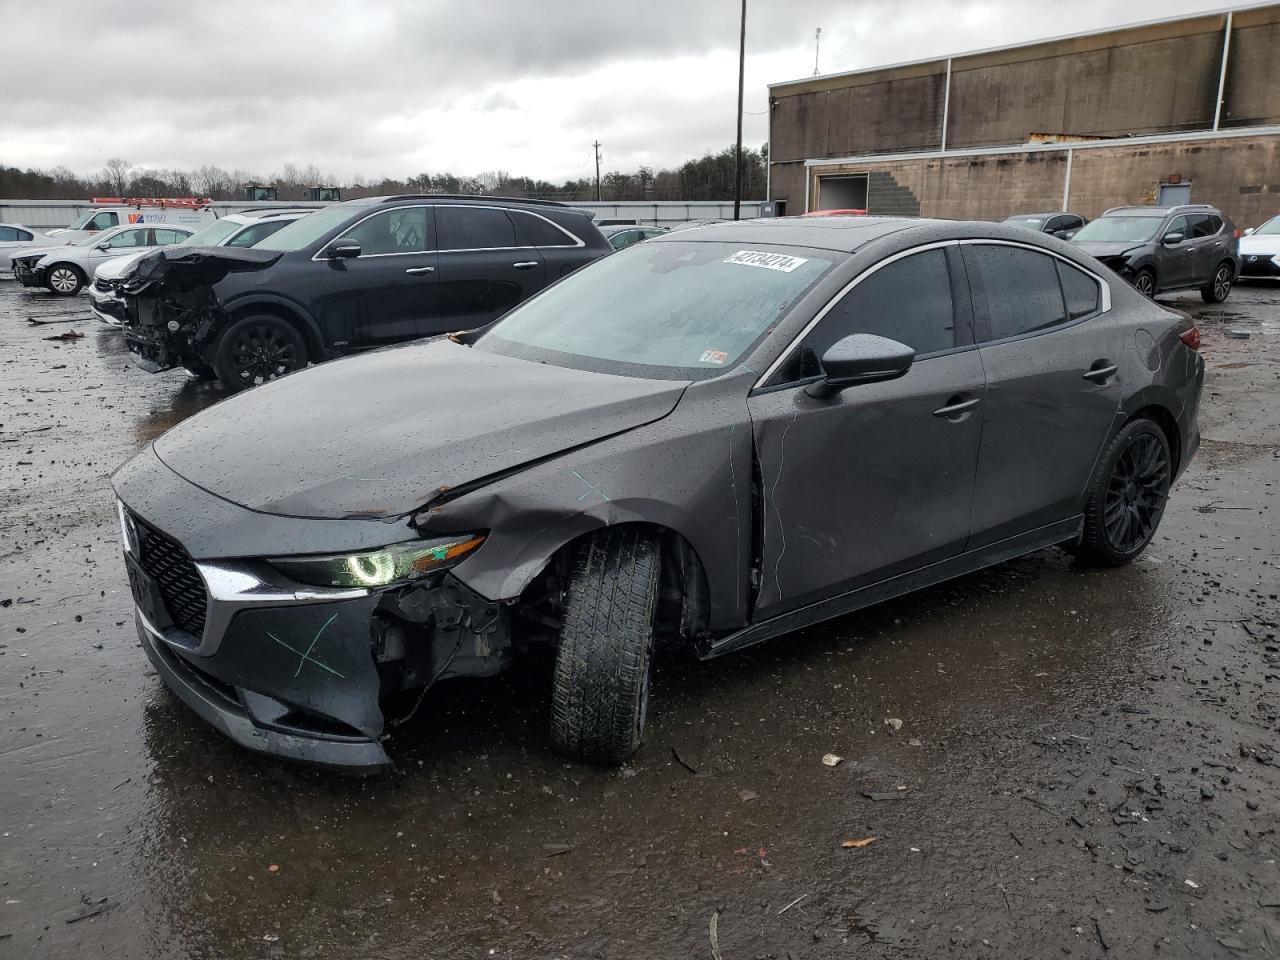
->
518;522;711;649
1129;404;1181;477
228;303;323;360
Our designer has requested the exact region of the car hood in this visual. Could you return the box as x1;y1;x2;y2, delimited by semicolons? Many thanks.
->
123;245;282;293
1239;235;1280;256
95;250;149;281
152;339;688;519
1073;240;1145;259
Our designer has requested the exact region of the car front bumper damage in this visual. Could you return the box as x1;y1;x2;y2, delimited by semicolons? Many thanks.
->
115;457;511;772
12;258;46;288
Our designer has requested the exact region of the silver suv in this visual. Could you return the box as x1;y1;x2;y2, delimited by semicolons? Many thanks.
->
1072;204;1239;303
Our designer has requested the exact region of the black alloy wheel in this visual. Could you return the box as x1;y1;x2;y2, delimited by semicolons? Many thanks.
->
1132;270;1156;298
1072;418;1171;566
213;315;307;392
1201;263;1233;304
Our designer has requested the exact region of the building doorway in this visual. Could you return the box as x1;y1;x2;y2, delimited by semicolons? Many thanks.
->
1158;181;1192;206
816;174;868;211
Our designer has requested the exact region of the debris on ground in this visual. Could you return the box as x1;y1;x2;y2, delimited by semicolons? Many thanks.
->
543;843;574;857
821;753;843;767
884;718;903;731
42;330;85;342
841;837;877;849
737;789;758;802
1224;329;1251;339
863;790;909;801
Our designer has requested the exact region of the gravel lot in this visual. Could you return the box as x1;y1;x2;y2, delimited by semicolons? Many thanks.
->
1;277;1278;959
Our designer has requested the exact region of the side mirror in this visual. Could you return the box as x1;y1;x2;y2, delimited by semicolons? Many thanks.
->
326;238;361;259
1244;227;1255;236
1161;232;1184;246
805;334;915;400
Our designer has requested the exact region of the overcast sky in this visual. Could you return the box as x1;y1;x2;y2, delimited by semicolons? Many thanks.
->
0;0;1225;182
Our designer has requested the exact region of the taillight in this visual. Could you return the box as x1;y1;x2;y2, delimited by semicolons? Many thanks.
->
1180;326;1201;350
1234;228;1242;239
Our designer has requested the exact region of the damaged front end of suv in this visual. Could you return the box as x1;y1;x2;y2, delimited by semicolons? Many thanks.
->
119;246;280;373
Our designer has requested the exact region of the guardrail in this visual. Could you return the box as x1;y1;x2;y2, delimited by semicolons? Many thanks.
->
1;198;768;230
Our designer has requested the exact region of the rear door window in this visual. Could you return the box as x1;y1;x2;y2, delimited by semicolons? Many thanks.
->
511;211;575;247
965;244;1067;342
785;248;957;380
151;229;188;246
1056;260;1102;320
0;226;19;241
437;207;518;250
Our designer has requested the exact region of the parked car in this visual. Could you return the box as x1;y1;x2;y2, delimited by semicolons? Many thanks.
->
117;195;611;391
600;224;668;250
1239;215;1280;280
802;208;867;217
112;217;1203;771
0;223;64;278
46;199;217;243
1071;204;1238;302
89;208;316;327
1002;212;1088;239
12;223;195;295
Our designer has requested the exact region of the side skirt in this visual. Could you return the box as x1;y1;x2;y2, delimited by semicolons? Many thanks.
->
701;516;1082;659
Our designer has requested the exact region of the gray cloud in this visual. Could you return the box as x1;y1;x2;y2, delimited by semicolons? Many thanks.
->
0;0;1221;181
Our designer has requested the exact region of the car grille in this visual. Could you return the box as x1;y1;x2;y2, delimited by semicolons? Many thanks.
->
135;516;208;637
93;278;116;293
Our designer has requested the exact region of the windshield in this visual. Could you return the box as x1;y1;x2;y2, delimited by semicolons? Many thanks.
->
180;217;245;247
1073;216;1164;243
1003;217;1045;230
253;204;367;251
74;228;119;247
1254;216;1280;236
476;240;837;380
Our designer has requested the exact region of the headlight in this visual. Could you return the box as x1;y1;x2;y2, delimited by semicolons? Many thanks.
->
268;534;486;588
1271;254;1280;268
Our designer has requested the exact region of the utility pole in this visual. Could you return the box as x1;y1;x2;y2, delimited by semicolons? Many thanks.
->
593;140;602;201
733;0;746;220
812;27;822;77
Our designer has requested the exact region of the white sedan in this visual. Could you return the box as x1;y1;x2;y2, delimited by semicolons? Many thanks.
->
0;223;65;278
10;223;193;295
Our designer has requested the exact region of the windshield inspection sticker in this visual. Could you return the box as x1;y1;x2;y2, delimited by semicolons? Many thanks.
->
723;249;809;272
700;349;729;365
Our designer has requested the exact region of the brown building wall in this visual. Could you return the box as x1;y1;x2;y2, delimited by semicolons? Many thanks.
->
769;4;1280;214
801;134;1280;227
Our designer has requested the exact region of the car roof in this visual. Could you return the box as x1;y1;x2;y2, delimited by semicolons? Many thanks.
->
1102;204;1220;217
367;194;569;209
1004;212;1066;219
648;215;1101;255
223;208;319;223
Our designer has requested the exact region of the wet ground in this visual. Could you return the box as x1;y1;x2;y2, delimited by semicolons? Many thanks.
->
1;279;1278;960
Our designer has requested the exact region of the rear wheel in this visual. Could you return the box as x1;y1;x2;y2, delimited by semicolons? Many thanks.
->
1074;418;1171;566
1200;262;1233;304
550;529;660;765
1132;269;1156;299
212;314;308;392
46;264;85;296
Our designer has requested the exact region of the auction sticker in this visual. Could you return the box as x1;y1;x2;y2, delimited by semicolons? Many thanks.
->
699;349;729;365
723;249;809;272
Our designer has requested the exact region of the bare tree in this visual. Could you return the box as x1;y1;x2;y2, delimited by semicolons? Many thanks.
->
102;157;132;196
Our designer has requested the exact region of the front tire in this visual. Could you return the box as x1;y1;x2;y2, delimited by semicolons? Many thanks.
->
45;264;85;296
550;529;660;765
1074;418;1171;566
1132;269;1156;299
212;314;308;392
1200;262;1233;303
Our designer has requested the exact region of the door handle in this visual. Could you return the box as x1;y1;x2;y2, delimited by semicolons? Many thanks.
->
1082;362;1118;383
932;396;980;418
404;266;434;275
512;261;539;269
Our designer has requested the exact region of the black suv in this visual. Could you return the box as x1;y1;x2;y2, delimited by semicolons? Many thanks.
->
118;195;612;390
1071;204;1239;302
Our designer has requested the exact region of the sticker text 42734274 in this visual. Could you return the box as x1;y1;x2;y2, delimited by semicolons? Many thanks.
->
723;250;810;273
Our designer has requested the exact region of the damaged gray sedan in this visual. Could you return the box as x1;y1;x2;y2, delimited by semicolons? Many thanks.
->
112;217;1204;771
